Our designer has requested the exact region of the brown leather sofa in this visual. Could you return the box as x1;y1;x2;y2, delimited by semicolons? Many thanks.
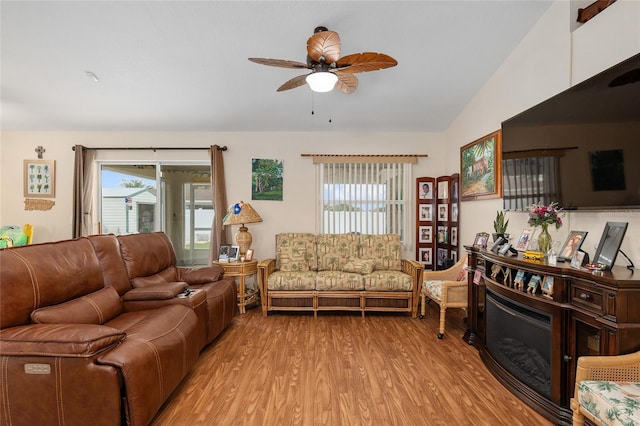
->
0;232;236;426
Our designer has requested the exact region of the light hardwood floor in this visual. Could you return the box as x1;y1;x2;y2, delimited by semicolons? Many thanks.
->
151;303;553;425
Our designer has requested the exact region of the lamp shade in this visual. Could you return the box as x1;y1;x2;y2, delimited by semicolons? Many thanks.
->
222;202;263;255
222;202;262;226
306;71;338;93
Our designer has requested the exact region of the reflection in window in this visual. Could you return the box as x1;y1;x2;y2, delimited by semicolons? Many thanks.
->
503;157;560;211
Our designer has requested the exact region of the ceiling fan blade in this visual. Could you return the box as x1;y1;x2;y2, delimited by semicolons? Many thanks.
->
307;30;341;64
334;72;358;94
277;74;310;92
248;58;309;69
336;52;398;73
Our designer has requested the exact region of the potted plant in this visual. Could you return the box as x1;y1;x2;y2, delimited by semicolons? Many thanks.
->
493;210;509;242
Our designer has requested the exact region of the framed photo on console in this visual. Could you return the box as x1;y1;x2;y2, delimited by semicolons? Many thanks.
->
473;232;489;248
514;228;533;251
559;230;587;261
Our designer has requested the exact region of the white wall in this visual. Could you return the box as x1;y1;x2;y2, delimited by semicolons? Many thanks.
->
1;0;639;267
446;0;640;268
0;131;445;259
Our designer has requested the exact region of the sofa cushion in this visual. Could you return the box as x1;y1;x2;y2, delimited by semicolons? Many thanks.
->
577;380;640;426
363;271;413;291
359;234;402;271
267;271;316;291
275;233;317;272
342;258;376;275
31;286;123;325
316;234;359;271
316;271;365;290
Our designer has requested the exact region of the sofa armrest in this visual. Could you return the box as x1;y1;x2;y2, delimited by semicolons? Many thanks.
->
401;258;424;318
0;324;125;357
121;282;187;302
257;259;276;316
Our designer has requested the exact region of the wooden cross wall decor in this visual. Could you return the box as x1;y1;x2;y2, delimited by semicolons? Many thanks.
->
577;0;616;24
35;146;46;159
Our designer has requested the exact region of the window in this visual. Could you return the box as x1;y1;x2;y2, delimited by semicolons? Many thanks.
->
99;163;212;265
319;161;410;242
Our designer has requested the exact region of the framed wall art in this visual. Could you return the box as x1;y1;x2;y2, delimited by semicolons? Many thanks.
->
24;159;55;198
460;130;502;201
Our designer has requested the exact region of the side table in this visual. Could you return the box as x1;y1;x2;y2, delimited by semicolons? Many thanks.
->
213;260;258;314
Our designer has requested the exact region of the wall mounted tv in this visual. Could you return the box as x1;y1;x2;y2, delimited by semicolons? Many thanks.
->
501;52;640;211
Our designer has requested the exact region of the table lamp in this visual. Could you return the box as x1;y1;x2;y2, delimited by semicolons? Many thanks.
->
222;202;263;255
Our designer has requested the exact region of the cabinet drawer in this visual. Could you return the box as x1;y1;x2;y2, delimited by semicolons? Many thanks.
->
571;284;603;314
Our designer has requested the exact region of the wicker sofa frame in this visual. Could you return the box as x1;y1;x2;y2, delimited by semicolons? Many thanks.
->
257;233;424;318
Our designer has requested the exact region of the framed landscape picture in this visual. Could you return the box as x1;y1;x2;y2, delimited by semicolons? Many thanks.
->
460;130;502;201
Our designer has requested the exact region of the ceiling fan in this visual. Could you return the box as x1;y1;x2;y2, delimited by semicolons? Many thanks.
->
248;26;397;94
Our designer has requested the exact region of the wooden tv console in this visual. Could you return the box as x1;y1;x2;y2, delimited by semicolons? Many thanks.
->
464;246;640;426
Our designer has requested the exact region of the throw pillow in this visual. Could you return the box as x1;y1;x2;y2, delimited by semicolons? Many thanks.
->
456;261;468;281
31;286;123;325
342;258;376;275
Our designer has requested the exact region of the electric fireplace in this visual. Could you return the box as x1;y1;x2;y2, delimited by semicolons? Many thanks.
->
486;290;552;399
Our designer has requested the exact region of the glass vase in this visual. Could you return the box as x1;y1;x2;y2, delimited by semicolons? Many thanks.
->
538;223;552;255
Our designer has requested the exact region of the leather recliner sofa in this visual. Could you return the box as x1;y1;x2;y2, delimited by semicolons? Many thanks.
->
0;232;236;426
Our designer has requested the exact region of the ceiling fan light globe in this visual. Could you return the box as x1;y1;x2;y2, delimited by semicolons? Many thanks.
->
305;72;338;92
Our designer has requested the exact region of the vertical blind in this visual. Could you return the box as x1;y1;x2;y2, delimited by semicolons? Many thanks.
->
318;162;409;242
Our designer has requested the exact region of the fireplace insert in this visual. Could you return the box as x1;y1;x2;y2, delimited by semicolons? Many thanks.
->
486;290;552;399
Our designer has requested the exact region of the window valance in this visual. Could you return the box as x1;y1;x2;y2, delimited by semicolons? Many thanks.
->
301;154;427;164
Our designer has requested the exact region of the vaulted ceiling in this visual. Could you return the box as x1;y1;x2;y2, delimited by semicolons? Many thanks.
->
1;1;553;132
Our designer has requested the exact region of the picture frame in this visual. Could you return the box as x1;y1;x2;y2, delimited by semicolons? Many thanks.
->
514;270;526;290
438;180;449;200
437;204;448;221
24;159;55;198
419;247;432;266
218;245;230;261
460;130;502;201
473;269;482;285
450;250;458;263
451;226;458;246
514;228;533;251
437;248;448;267
527;274;542;294
570;251;586;270
419;204;433;222
437;226;448;244
419;226;432;243
245;248;254;261
228;245;240;262
558;230;588;261
592;222;628;270
473;232;490;248
542;276;554;298
490;264;502;279
451;204;459;222
419;181;433;200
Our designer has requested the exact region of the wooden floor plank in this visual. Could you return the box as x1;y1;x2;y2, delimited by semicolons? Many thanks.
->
151;304;553;425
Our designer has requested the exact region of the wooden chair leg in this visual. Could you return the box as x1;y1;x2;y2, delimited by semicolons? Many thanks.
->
438;305;446;339
419;292;426;319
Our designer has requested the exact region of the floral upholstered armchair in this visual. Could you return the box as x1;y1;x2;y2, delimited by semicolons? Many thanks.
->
420;255;468;339
571;350;640;426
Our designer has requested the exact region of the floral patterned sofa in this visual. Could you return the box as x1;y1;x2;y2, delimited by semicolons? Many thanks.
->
571;350;640;426
257;233;423;318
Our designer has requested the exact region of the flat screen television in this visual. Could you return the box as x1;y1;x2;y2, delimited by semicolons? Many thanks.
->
501;53;640;211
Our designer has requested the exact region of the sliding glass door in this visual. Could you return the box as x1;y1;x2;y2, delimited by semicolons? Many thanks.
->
100;163;211;265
